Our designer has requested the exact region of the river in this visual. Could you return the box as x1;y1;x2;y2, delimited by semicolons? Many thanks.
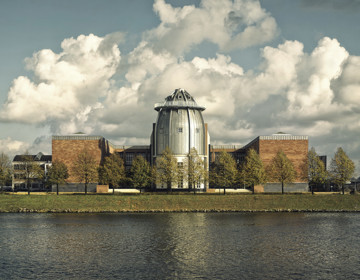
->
0;213;359;279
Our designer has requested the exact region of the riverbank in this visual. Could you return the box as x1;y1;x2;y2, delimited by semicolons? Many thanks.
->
0;193;360;213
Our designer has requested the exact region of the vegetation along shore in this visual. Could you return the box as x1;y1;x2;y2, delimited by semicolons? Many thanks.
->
0;193;359;213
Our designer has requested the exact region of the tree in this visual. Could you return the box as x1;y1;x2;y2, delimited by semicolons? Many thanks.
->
99;153;126;194
209;151;237;194
241;148;267;194
130;155;154;190
308;147;327;194
72;149;98;195
20;152;44;195
183;148;207;193
267;150;297;194
156;147;178;191
330;147;355;194
0;152;12;190
48;160;69;195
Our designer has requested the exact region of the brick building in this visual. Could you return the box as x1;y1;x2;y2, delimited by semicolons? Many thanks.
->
50;90;309;193
209;133;309;192
52;135;150;192
51;132;308;192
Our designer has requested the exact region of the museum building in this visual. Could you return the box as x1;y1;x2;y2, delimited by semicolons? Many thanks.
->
51;88;309;193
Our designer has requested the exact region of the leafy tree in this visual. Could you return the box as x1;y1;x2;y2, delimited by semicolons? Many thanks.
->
19;152;44;195
130;155;154;190
72;149;98;195
330;147;355;194
308;147;327;194
209;151;237;194
183;148;207;193
267;150;297;194
99;153;126;194
48;160;69;195
0;152;12;190
238;163;248;189
156;147;178;190
241;148;267;194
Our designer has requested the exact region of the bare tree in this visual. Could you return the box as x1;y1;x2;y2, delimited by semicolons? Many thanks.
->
0;152;12;190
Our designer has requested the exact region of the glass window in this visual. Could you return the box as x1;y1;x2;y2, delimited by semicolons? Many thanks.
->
178;127;183;133
125;153;134;165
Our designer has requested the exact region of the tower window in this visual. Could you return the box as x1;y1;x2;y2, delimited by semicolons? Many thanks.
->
178;128;183;133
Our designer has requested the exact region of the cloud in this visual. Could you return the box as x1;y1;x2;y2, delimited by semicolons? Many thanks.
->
332;55;360;105
283;37;349;120
0;33;122;133
1;0;360;173
0;137;29;157
0;0;278;145
146;0;278;55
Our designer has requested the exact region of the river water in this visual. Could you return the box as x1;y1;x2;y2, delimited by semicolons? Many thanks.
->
0;213;359;280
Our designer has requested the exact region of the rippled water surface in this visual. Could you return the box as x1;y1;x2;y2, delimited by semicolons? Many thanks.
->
1;212;359;279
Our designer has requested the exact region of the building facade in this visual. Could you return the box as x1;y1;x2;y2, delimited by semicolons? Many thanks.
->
12;152;52;191
151;89;209;190
209;133;309;192
49;89;309;192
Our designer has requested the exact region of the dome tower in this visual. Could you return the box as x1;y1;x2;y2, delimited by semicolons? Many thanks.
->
151;88;209;190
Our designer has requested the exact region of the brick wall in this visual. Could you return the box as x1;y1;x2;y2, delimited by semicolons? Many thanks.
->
258;139;308;182
52;139;105;182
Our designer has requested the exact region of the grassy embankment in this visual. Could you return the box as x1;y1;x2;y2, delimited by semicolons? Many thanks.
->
0;193;360;212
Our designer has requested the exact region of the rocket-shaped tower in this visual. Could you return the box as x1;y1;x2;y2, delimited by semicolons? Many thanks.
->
151;88;209;189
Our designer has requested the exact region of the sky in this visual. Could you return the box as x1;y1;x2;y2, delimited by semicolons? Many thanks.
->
0;0;360;173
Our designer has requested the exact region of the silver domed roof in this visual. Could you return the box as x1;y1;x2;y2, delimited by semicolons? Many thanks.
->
154;88;205;111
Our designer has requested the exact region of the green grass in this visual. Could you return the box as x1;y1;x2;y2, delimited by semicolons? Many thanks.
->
0;193;359;213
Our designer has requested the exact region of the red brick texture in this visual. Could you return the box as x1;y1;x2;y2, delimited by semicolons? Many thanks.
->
258;139;308;183
52;139;104;182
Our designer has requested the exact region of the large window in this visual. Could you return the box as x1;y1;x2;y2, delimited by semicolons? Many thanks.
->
14;164;25;170
125;153;134;165
14;174;25;179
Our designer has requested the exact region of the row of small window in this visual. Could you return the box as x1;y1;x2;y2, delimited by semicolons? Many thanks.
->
176;128;201;133
14;164;26;170
123;153;150;165
158;125;201;134
13;164;46;170
13;174;44;179
212;152;245;163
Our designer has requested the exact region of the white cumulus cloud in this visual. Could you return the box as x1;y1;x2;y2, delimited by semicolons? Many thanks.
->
1;0;360;173
0;137;29;157
147;0;278;55
0;33;122;133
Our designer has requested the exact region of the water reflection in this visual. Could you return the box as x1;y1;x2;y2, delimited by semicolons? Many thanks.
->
0;213;360;279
